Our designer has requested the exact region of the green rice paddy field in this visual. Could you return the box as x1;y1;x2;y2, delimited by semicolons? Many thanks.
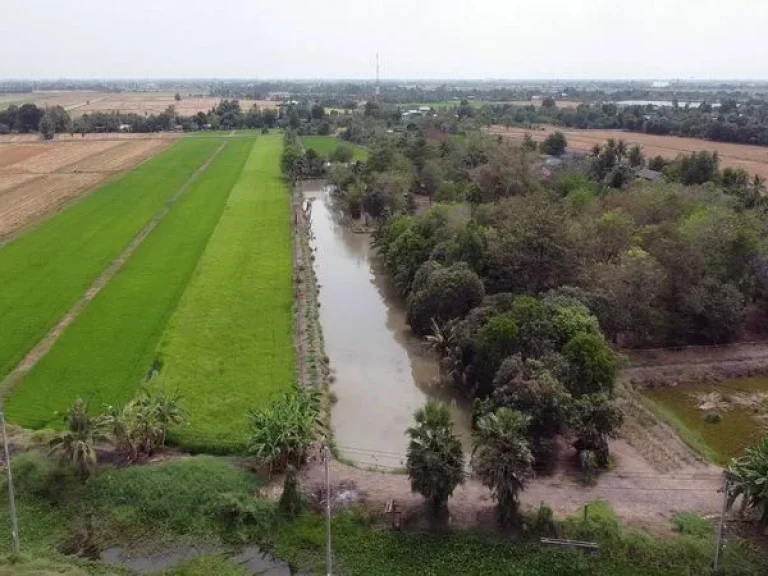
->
303;135;369;161
151;134;294;452
2;134;295;449
0;138;219;382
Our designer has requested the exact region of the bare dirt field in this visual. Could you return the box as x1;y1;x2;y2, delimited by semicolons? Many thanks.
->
0;91;279;117
490;125;768;179
0;138;172;237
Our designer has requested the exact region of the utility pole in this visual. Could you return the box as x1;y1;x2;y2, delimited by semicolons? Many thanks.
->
324;445;332;576
714;470;736;574
375;53;380;101
0;407;20;555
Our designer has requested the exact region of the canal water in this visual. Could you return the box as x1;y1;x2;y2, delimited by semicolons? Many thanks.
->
301;182;471;468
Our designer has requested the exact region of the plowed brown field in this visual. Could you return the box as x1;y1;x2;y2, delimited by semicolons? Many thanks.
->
0;138;172;237
490;125;768;179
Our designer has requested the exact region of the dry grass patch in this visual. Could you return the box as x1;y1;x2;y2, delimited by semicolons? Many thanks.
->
2;141;122;174
65;139;172;172
0;144;47;168
0;173;41;195
0;138;173;237
0;173;104;236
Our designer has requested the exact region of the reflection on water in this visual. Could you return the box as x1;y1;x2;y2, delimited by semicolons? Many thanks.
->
301;181;471;467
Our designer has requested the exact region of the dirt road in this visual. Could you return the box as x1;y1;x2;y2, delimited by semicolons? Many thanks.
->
300;438;721;531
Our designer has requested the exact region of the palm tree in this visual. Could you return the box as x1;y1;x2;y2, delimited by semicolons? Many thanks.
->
406;400;464;517
472;408;534;526
425;319;455;383
49;398;109;480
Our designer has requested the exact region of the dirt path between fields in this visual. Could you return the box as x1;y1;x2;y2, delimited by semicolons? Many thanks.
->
0;142;227;399
299;437;722;531
624;341;768;387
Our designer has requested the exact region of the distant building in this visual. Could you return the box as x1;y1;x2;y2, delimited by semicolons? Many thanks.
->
118;124;131;132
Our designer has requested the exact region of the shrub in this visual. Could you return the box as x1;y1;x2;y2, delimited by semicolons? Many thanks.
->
5;451;77;504
86;456;260;534
216;492;275;531
247;385;323;475
703;411;722;424
671;512;712;538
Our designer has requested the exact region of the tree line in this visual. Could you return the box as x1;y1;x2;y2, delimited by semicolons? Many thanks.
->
491;98;768;147
0;99;345;137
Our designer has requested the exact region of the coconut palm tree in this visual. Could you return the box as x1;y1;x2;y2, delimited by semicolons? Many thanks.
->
49;398;109;480
472;407;534;526
406;400;464;517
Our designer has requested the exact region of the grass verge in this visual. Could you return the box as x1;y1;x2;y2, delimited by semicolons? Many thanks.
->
150;134;294;453
5;140;253;428
0;138;219;381
1;452;762;575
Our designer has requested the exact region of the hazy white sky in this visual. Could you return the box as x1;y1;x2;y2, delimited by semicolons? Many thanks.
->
2;0;766;80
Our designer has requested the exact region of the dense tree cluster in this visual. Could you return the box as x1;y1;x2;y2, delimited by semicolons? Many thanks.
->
318;120;768;473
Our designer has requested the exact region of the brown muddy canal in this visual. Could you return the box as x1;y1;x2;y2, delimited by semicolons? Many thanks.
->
302;182;471;468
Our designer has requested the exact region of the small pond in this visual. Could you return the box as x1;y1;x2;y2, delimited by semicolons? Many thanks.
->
643;377;768;463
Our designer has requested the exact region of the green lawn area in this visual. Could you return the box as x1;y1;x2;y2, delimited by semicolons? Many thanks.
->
0;138;219;384
643;377;768;464
150;133;294;453
303;135;368;162
5;140;254;429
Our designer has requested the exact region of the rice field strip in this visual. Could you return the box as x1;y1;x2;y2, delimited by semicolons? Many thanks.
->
149;135;294;452
0;142;227;400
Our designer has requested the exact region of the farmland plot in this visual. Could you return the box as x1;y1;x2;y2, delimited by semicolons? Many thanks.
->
0;138;174;237
0;138;218;382
150;134;294;452
303;135;369;161
5;140;254;428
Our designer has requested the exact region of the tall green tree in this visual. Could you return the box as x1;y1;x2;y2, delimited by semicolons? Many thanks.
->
406;400;464;517
570;393;623;468
472;408;534;525
539;131;567;156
